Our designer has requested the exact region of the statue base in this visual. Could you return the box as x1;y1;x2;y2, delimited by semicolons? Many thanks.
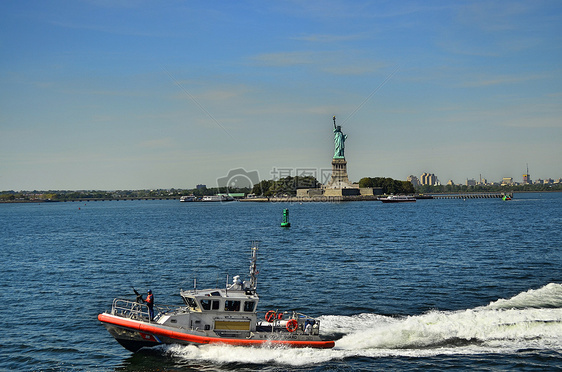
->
324;188;360;197
326;158;353;189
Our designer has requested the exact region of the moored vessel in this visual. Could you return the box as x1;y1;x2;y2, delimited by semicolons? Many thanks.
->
380;195;416;203
201;194;234;202
98;242;335;351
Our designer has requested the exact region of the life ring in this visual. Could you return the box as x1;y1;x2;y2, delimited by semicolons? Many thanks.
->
277;313;283;320
286;319;298;332
265;310;276;322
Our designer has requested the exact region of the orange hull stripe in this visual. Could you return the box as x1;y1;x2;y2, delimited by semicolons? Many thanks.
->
98;313;335;348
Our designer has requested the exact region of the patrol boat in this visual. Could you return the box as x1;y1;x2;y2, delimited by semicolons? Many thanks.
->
98;242;335;351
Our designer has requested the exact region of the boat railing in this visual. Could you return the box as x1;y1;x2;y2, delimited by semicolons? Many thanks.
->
111;298;178;322
256;310;321;335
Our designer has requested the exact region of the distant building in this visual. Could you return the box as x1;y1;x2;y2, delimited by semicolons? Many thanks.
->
466;179;477;186
501;177;513;186
532;178;554;185
523;164;532;185
447;180;455;186
196;184;207;190
407;175;420;187
420;172;438;186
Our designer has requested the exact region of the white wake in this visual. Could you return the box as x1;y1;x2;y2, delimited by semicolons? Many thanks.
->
164;283;562;366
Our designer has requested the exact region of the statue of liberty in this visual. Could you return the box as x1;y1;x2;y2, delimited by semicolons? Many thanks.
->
332;116;347;159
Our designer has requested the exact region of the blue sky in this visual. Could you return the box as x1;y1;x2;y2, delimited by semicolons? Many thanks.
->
1;0;561;190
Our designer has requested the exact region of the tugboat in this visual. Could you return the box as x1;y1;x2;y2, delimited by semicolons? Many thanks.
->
98;242;334;351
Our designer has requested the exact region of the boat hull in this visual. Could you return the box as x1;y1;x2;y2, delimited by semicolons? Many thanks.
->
98;313;335;350
380;199;416;203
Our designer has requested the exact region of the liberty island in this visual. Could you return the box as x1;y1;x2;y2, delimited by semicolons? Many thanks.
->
297;116;372;199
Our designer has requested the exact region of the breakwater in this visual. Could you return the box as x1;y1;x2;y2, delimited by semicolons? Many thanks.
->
430;192;512;199
242;193;511;202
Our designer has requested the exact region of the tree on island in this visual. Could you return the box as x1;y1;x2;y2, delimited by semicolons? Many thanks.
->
251;176;321;197
359;177;415;195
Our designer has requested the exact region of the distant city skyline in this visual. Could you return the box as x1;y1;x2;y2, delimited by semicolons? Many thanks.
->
408;171;562;188
1;1;561;191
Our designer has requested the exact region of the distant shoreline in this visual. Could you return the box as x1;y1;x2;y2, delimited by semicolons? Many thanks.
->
1;190;560;204
0;196;181;203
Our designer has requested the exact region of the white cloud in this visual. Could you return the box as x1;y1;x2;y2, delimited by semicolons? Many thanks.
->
251;51;319;67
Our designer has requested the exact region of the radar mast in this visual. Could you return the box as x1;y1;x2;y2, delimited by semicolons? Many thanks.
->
249;241;259;291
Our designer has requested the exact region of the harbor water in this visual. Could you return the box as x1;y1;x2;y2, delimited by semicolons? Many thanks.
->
2;193;561;371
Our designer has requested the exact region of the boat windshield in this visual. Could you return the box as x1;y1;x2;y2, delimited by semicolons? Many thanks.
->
183;296;199;311
224;300;241;311
200;299;220;311
243;301;255;312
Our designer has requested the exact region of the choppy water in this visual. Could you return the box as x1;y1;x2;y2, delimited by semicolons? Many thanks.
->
2;193;561;371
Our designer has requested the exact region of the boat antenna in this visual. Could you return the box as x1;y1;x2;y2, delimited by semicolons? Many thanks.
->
249;241;259;291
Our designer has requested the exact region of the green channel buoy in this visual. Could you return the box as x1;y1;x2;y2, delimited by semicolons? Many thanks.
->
281;208;290;227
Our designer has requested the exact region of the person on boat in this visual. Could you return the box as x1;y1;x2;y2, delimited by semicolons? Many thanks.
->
229;275;243;290
304;319;315;335
144;289;154;321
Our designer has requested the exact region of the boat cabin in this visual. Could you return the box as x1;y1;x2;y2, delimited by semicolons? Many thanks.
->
155;280;262;338
180;288;259;314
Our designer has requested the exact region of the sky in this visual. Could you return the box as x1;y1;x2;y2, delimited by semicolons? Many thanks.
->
1;0;561;191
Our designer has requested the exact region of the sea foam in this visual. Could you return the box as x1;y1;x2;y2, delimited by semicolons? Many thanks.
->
166;283;562;364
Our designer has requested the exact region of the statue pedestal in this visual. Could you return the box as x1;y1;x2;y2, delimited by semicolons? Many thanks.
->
324;188;361;197
324;158;360;196
326;158;351;188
